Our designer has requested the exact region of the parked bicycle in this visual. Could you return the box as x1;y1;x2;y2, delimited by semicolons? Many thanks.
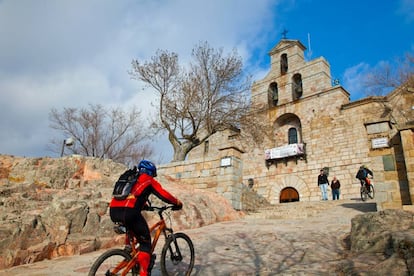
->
88;204;195;276
360;179;375;201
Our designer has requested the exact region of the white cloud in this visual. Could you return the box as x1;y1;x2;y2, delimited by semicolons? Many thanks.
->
0;0;281;162
342;62;371;100
398;0;414;23
0;0;411;163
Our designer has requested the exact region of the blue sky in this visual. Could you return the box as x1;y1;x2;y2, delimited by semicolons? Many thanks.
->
275;0;414;97
0;0;413;163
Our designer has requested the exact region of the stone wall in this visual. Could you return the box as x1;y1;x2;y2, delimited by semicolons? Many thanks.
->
159;148;245;210
401;129;414;206
241;88;358;202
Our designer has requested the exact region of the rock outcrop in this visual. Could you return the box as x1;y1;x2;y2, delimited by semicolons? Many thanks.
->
338;209;414;275
0;154;242;269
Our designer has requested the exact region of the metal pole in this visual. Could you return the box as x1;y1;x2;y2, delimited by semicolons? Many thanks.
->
60;139;66;157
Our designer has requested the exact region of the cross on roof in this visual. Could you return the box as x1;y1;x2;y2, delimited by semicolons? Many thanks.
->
281;29;288;39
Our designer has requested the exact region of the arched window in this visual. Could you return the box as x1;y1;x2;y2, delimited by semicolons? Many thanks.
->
288;128;298;144
204;140;209;155
280;53;288;75
268;82;278;107
292;74;303;100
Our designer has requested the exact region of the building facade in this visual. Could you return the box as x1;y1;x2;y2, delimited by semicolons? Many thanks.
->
159;39;414;211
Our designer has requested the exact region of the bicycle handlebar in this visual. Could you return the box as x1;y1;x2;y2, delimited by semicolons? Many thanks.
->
145;205;175;212
143;205;179;220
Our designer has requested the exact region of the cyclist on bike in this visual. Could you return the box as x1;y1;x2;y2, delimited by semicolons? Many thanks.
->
356;165;373;191
109;160;183;276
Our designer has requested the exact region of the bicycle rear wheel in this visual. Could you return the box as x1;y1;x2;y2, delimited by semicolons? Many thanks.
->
160;232;195;276
88;248;138;276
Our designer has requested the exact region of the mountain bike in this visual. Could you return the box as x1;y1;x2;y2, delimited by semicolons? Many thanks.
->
88;205;195;276
360;179;375;201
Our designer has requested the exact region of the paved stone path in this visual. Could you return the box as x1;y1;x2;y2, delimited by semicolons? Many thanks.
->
0;199;377;275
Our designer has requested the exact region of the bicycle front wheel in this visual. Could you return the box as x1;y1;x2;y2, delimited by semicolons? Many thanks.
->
360;186;368;201
160;232;195;276
368;185;375;199
88;248;138;276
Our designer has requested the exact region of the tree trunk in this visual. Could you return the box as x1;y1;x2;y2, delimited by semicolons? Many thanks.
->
172;148;188;162
171;140;194;162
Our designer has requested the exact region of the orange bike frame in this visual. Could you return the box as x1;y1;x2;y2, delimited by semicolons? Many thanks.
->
115;217;168;276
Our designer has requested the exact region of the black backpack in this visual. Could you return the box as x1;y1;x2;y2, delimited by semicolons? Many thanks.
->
112;166;139;200
355;169;365;180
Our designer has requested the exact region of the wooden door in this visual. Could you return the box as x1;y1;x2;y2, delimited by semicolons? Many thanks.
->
280;187;299;203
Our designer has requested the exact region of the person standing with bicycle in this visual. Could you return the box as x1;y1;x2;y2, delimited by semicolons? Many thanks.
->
356;165;373;192
317;169;329;201
109;160;183;276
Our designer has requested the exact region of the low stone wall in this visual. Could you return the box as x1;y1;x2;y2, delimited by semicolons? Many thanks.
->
159;155;248;210
159;157;273;211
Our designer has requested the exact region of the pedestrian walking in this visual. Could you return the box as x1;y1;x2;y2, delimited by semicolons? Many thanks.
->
318;169;329;200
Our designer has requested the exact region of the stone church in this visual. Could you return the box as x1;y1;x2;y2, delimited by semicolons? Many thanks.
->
160;38;414;211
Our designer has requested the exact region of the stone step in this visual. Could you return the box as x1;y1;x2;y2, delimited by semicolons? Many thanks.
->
244;199;352;220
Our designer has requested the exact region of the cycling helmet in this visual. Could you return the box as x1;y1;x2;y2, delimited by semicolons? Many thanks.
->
138;160;157;177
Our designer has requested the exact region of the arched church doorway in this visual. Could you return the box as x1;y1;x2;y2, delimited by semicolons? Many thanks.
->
280;187;299;203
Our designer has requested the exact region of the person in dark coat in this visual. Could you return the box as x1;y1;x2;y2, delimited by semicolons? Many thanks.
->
317;169;329;200
331;176;341;200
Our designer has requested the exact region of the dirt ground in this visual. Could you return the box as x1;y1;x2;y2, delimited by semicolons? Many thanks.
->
0;199;378;275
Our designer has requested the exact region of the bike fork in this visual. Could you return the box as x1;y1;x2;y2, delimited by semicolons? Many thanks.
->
169;234;183;262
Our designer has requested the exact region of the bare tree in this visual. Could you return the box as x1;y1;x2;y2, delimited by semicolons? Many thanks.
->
364;52;414;96
130;41;257;161
49;104;153;165
362;52;414;126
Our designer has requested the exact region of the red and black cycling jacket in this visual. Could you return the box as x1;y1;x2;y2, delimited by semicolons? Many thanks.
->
109;173;179;209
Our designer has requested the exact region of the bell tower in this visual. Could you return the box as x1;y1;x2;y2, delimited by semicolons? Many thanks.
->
252;39;333;108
